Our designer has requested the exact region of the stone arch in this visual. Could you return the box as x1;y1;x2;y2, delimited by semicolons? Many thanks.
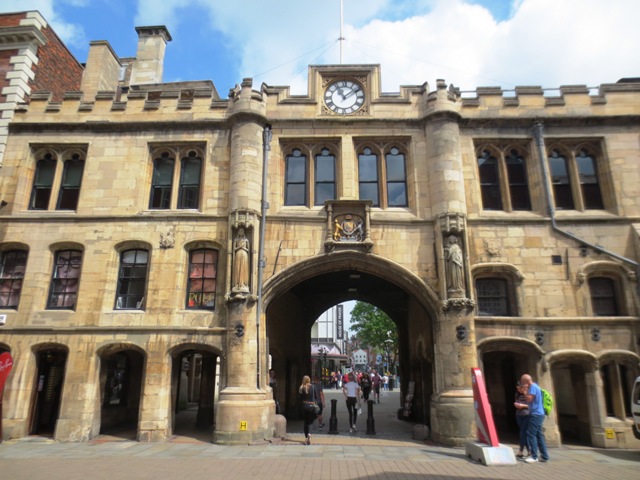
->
476;336;544;437
262;250;439;312
29;343;69;437
96;342;147;438
546;349;598;445
167;342;220;439
263;250;439;425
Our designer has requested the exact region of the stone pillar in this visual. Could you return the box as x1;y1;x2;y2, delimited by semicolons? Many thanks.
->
138;347;172;441
424;82;477;445
215;78;274;444
80;41;121;101
53;341;98;442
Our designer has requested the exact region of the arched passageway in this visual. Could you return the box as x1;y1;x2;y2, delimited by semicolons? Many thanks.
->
264;252;438;430
170;345;219;440
98;345;145;438
29;347;68;436
478;337;543;442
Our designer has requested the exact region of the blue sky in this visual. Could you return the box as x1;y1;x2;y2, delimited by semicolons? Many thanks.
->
3;1;639;95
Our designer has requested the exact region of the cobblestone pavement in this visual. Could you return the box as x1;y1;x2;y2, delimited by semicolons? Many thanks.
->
1;390;639;480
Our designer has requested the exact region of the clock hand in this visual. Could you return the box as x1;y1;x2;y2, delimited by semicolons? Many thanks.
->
343;89;356;99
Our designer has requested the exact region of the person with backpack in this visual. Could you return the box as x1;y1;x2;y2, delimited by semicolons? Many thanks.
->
513;381;531;459
520;374;550;464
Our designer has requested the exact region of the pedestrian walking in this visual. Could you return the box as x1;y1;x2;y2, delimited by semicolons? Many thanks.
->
342;372;361;433
299;375;319;445
371;369;382;403
520;374;550;463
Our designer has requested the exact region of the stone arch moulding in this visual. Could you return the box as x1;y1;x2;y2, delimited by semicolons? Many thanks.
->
546;349;599;371
576;260;636;285
167;342;221;358
596;349;640;366
476;335;544;356
261;249;440;314
96;342;148;358
471;263;525;283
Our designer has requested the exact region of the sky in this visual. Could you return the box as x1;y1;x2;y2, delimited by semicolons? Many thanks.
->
2;0;639;96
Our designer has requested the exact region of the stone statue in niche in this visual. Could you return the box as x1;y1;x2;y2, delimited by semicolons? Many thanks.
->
445;235;465;296
232;227;250;293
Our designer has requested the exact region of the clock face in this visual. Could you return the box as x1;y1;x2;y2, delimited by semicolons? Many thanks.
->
324;80;365;114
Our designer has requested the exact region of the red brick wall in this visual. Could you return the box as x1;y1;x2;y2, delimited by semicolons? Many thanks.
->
0;13;26;27
0;49;18;103
31;26;83;102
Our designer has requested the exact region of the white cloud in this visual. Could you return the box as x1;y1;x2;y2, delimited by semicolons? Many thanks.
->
135;0;639;93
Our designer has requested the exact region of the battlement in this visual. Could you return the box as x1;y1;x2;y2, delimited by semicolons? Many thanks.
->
458;80;640;109
15;78;640;121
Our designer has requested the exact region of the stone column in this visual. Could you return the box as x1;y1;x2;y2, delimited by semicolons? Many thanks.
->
423;82;477;445
215;79;273;444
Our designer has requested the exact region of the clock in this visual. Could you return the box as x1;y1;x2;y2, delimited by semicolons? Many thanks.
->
324;79;365;114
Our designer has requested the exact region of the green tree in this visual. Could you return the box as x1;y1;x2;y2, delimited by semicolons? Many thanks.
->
349;302;397;367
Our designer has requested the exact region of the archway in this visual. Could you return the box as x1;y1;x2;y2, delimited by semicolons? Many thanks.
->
169;344;219;441
97;345;145;438
478;337;544;442
263;251;439;429
29;347;68;436
549;352;597;445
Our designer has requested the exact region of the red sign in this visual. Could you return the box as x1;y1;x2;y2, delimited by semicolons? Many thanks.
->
0;352;13;396
471;367;499;447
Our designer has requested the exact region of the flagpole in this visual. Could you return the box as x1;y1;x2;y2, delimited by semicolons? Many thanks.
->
339;0;344;64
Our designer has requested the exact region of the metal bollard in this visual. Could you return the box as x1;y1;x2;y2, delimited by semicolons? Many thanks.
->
329;398;339;434
366;399;376;435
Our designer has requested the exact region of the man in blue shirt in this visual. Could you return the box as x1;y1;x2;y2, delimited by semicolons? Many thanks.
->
520;374;550;463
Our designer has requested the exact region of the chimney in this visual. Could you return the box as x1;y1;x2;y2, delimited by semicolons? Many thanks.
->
129;26;172;85
80;40;121;101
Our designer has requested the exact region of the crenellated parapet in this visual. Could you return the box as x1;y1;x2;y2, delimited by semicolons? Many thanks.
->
458;81;640;116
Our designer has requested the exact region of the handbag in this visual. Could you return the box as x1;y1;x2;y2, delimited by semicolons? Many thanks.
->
357;405;362;415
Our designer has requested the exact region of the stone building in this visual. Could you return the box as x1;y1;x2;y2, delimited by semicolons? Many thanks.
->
0;12;639;448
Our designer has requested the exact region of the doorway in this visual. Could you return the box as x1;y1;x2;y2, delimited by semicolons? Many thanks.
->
170;347;218;440
551;362;592;445
29;348;67;436
98;347;144;438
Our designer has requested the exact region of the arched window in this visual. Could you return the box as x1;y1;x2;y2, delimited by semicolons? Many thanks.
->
576;150;604;209
477;150;502;210
548;149;574;210
47;249;82;309
30;150;86;211
314;148;336;206
115;249;149;310
30;153;57;210
356;143;409;209
0;250;28;308
476;278;512;316
149;152;175;209
187;248;218;310
285;148;307;206
178;150;202;209
588;277;620;316
475;145;531;212
547;144;606;211
56;154;85;210
385;147;407;207
149;146;204;210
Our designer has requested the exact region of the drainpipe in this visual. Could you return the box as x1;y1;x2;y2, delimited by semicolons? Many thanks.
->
256;124;272;389
533;123;639;288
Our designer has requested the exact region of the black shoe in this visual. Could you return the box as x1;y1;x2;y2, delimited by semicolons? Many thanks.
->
318;423;325;428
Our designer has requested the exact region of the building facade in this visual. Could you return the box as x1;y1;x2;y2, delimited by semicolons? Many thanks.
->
1;12;639;448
